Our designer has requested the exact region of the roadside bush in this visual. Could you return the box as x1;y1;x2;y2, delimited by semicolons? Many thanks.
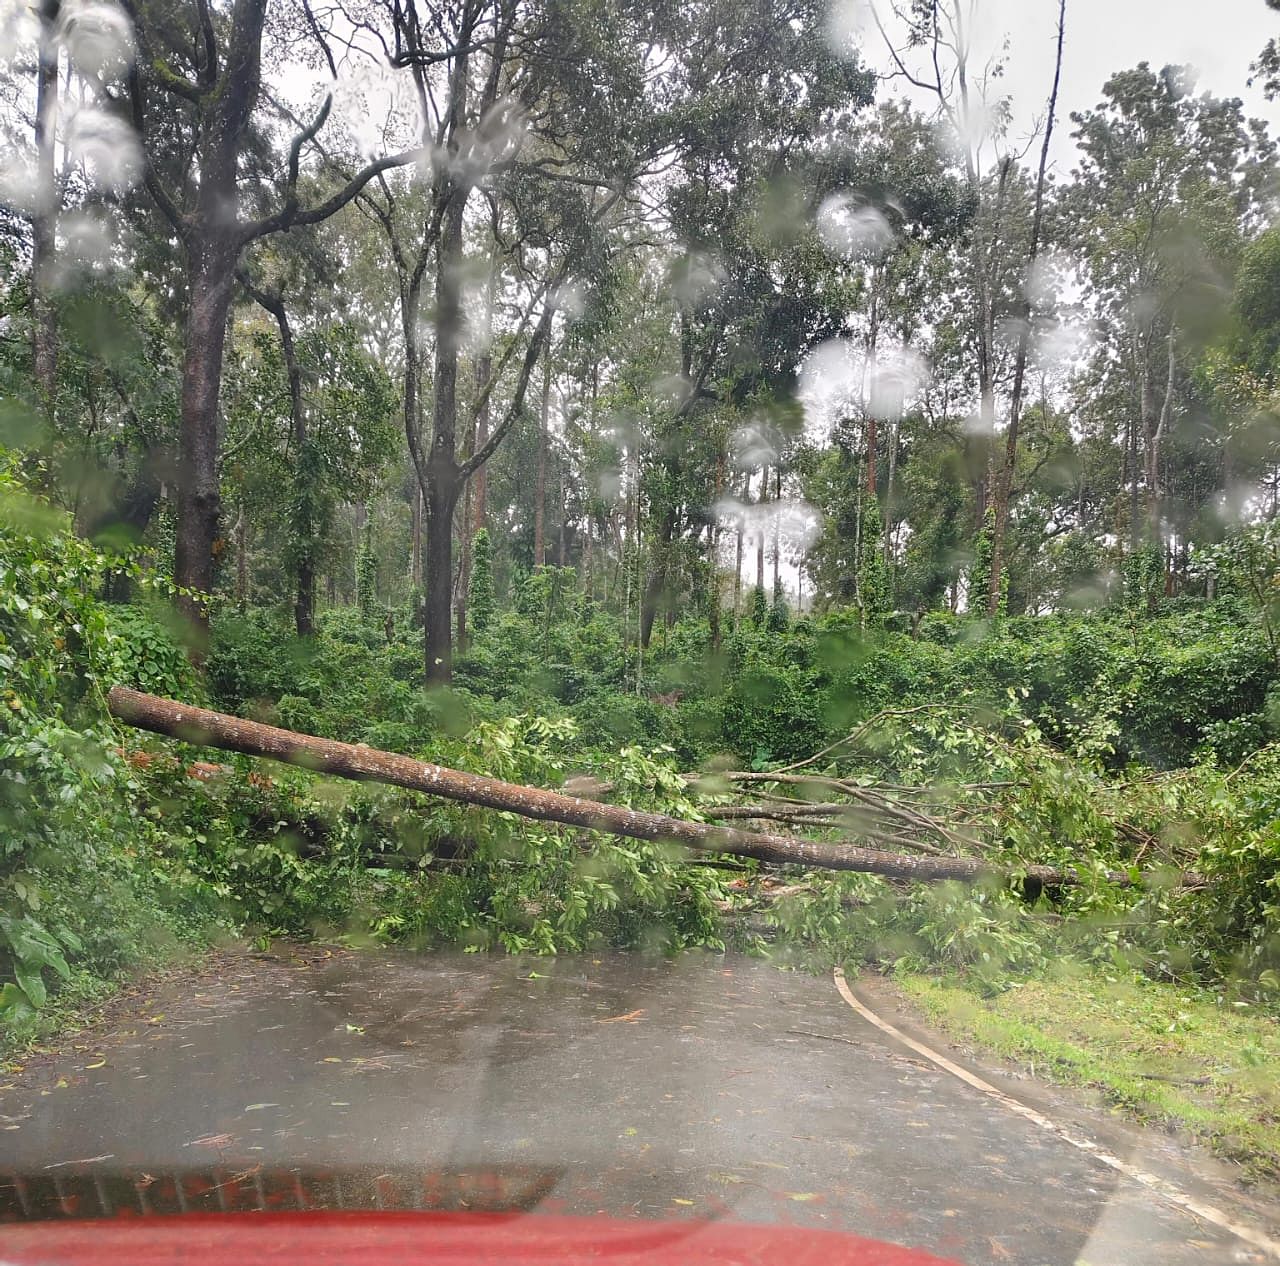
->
720;663;825;766
1;472;217;1031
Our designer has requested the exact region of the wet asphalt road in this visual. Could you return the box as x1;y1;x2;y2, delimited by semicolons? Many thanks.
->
0;947;1276;1265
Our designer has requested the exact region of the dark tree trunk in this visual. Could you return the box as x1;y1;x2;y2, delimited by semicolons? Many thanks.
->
863;280;880;495
1129;379;1143;552
534;356;549;568
473;377;489;530
709;443;725;652
640;506;677;649
423;186;468;684
31;0;59;407
733;473;747;615
472;220;497;534
755;465;768;591
127;0;423;651
1147;331;1175;542
772;465;782;592
169;0;270;638
282;320;314;638
456;480;471;652
174;240;239;635
558;482;567;566
411;486;423;587
424;474;460;679
297;555;316;636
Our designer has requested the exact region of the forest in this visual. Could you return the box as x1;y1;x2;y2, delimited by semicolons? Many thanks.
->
1;0;1280;1162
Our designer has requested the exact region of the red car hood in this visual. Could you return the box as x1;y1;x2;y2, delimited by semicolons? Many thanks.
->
0;1211;960;1266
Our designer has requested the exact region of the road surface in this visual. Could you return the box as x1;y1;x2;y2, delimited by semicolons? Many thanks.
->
1;947;1275;1265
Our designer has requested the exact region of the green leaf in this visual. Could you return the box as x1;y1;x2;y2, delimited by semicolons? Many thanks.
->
0;982;35;1019
13;963;46;1008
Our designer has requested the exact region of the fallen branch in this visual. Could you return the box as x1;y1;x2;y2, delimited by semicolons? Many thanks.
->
106;687;1189;888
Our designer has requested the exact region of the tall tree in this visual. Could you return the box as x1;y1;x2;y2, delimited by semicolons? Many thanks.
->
1068;63;1270;556
121;0;421;639
985;0;1066;613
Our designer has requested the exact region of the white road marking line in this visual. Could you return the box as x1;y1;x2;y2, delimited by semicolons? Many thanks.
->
832;967;1280;1260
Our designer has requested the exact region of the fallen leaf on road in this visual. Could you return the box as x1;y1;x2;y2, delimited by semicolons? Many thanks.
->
85;1060;105;1070
672;1199;695;1206
597;1009;645;1024
244;1104;279;1111
786;1193;821;1202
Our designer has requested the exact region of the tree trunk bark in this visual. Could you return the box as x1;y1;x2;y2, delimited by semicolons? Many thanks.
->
883;416;899;567
755;465;768;591
107;686;1161;888
558;456;567;567
456;478;472;653
709;442;725;651
31;0;59;408
241;279;315;635
424;184;468;684
424;473;460;679
473;370;489;531
1147;330;1175;541
174;239;239;637
534;355;550;568
733;473;746;616
640;506;676;649
1125;407;1140;552
271;296;313;636
864;280;880;494
472;226;497;534
169;0;271;642
771;465;782;593
411;486;423;588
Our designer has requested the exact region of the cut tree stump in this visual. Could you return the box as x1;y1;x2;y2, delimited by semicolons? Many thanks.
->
106;686;1188;888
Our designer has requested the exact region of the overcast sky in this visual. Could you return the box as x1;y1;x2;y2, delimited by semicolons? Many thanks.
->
856;0;1280;173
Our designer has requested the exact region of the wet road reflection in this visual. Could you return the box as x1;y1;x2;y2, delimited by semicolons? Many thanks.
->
0;947;1272;1265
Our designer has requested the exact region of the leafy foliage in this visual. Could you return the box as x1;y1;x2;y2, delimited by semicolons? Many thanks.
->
0;468;217;1031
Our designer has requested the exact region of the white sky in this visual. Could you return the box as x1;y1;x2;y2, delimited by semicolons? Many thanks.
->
860;0;1280;174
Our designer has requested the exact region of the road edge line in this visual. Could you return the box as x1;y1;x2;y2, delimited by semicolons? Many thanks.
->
832;966;1280;1259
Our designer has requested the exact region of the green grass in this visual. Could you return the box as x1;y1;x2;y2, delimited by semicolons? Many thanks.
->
893;966;1280;1181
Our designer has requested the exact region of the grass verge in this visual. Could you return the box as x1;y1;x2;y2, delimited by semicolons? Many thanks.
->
891;966;1280;1182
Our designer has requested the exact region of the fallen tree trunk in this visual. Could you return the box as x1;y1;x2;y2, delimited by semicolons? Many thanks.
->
106;686;1171;887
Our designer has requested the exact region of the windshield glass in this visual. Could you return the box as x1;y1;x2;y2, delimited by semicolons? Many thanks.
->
1;2;1279;1264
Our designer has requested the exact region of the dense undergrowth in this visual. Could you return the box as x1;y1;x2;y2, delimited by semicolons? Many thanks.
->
3;471;1280;1051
